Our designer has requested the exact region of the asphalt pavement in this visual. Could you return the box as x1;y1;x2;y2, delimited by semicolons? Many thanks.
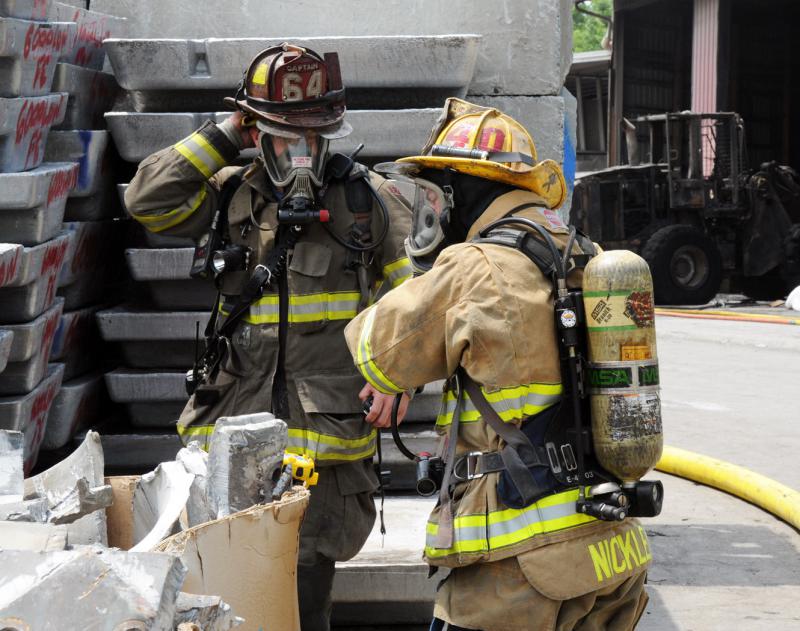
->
333;313;800;630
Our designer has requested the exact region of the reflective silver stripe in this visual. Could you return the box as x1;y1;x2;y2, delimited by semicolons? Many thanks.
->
219;292;361;325
355;307;404;394
134;186;208;233
287;428;376;462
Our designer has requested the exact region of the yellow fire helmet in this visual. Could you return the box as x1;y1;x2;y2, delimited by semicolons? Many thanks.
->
397;98;567;209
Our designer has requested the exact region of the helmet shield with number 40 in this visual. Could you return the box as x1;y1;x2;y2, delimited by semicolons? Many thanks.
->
226;42;352;139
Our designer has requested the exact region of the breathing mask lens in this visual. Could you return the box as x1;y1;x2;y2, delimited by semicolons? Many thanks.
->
394;176;452;273
261;130;328;187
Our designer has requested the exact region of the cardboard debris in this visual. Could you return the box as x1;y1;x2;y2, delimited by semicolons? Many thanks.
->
0;546;186;630
175;593;243;630
0;521;68;551
131;460;194;552
207;413;288;518
0;429;24;501
105;474;138;550
156;488;310;631
23;430;107;544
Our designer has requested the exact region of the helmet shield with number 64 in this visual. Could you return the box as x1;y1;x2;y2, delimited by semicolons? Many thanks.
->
226;42;352;139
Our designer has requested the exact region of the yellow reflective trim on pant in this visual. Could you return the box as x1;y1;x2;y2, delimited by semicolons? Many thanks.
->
287;427;377;462
175;130;227;178
382;257;413;288
176;423;214;452
134;186;208;233
424;488;596;558
355;307;404;394
218;291;361;325
435;381;563;427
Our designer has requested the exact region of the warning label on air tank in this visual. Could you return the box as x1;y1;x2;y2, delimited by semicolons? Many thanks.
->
584;290;655;330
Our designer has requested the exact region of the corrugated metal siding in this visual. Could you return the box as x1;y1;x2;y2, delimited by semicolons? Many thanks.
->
692;0;719;113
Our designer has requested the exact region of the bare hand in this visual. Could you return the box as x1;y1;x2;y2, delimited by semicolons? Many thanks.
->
359;383;410;429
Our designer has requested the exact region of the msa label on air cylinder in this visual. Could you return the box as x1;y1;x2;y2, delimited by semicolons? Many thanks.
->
589;361;660;391
584;290;654;330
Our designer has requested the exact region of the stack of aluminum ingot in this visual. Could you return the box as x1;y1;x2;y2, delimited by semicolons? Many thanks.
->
0;0;125;474
36;1;126;459
0;0;76;474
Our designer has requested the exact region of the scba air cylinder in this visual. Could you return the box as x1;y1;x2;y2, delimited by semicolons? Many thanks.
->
582;250;663;486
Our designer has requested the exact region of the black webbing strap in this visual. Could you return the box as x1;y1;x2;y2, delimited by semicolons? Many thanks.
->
435;370;465;550
216;226;301;340
461;373;551;505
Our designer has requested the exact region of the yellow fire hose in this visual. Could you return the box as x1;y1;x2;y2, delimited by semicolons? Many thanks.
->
655;307;800;326
656;445;800;531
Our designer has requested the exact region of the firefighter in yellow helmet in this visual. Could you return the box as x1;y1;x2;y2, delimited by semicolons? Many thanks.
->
344;99;652;631
124;43;413;631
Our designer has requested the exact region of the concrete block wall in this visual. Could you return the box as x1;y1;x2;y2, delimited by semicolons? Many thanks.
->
0;1;124;473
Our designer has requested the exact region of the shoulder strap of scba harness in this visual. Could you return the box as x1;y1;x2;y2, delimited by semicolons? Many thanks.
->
447;205;611;506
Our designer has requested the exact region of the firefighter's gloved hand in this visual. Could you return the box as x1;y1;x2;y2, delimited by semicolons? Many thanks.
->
359;383;410;428
220;111;258;149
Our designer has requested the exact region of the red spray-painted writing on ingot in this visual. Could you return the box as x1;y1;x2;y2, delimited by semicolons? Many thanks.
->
23;23;71;59
0;249;21;286
71;13;111;67
32;0;49;20
41;238;69;305
47;165;79;207
15;96;65;170
39;308;61;365
24;379;60;475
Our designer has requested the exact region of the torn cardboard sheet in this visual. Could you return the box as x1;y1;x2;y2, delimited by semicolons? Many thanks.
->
0;546;186;631
131;460;194;552
207;413;288;518
156;488;309;631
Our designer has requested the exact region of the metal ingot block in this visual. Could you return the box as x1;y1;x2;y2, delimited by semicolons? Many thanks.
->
0;297;62;394
0;17;75;97
0;233;70;323
96;307;209;369
41;370;104;450
0;162;78;245
105;109;438;164
0;0;52;21
0;92;67;172
48;1;126;70
0;329;12;375
51;62;118;130
0;242;22;288
104;367;187;427
43;129;108;196
50;302;101;379
0;362;63;473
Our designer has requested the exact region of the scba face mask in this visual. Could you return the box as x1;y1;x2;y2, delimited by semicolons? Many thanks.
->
396;176;454;274
260;129;330;210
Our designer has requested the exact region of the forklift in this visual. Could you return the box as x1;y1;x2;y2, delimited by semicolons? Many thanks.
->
571;112;800;304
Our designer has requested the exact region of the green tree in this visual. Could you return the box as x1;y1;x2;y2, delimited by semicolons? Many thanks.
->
573;0;613;52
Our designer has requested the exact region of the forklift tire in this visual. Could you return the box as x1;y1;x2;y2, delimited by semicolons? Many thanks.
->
641;225;723;305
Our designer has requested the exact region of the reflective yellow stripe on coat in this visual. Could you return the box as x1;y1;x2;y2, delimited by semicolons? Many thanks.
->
382;257;413;288
178;424;377;462
287;427;377;462
220;291;361;325
355;307;404;395
425;488;595;559
175;130;228;178
436;381;563;427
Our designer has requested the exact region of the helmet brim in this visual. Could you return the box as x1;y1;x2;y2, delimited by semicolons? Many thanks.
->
396;156;567;209
233;98;350;138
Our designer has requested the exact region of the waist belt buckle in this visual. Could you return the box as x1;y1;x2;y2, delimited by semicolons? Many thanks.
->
454;451;484;482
